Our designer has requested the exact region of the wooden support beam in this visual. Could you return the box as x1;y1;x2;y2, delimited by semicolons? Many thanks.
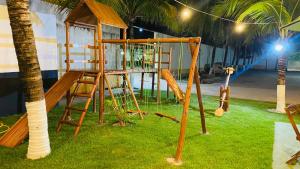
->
174;40;201;163
98;21;105;124
65;22;70;72
151;48;156;97
92;29;97;113
65;44;99;49
157;47;162;103
167;48;172;98
140;46;145;99
101;37;201;44
189;43;207;134
122;29;127;109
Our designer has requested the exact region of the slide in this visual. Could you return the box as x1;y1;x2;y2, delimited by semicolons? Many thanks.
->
161;69;184;103
0;71;83;148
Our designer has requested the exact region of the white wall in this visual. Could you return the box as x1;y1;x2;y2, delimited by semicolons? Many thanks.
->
0;4;58;73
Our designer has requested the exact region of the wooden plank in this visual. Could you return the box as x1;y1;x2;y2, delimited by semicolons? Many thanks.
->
157;47;162;103
174;41;201;162
189;43;206;134
98;21;105;124
0;71;82;147
102;37;201;44
66;22;70;72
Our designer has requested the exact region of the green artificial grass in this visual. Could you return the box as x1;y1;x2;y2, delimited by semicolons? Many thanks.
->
0;93;293;169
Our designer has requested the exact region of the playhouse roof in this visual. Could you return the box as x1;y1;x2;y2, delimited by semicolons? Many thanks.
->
65;0;128;29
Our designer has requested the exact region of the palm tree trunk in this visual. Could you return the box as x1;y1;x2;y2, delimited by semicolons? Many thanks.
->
211;46;217;67
231;47;237;66
275;31;287;113
6;0;51;159
276;54;287;112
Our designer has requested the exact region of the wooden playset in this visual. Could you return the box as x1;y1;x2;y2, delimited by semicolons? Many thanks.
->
0;0;207;164
285;104;300;165
215;67;235;117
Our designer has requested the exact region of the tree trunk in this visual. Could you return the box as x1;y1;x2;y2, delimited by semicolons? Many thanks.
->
243;46;247;66
223;45;229;67
209;46;217;76
6;0;50;159
129;23;134;39
211;46;216;67
231;47;237;66
235;47;240;66
275;31;287;113
276;54;287;112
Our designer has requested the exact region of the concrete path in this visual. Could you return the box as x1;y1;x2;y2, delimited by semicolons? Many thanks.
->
273;122;300;169
131;70;300;104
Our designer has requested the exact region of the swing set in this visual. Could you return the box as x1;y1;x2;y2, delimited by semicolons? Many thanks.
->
0;0;207;164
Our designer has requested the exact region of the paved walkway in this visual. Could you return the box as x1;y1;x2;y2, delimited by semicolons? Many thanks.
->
273;122;300;169
131;70;300;104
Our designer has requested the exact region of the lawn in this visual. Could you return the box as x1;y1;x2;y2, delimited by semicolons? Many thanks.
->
0;93;291;169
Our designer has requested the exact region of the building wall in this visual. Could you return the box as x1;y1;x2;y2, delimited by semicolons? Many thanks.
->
0;0;122;116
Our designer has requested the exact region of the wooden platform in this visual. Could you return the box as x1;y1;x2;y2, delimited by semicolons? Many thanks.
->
0;71;82;147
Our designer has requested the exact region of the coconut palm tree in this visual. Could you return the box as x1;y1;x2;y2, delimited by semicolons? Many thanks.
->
6;0;50;159
44;0;179;38
213;0;300;112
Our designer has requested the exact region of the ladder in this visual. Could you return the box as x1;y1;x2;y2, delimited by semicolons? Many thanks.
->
57;71;101;136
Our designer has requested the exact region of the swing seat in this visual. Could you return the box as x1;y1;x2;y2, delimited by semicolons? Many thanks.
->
285;104;300;165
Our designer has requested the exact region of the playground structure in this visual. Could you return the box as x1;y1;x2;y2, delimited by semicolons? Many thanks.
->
215;67;235;117
0;0;206;164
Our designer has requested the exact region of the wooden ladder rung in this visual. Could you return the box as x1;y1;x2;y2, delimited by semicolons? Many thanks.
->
60;120;79;127
73;93;92;98
65;106;87;112
78;80;95;84
84;73;98;77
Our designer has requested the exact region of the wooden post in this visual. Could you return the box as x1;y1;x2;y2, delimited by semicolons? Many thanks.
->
92;28;97;113
157;47;162;103
189;43;206;134
98;21;105;124
174;41;200;163
140;46;145;99
167;48;172;98
151;47;156;97
65;22;70;72
65;22;71;116
122;29;127;109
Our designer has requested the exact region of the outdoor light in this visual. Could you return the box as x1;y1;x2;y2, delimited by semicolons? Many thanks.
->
275;43;284;52
235;23;246;33
181;8;192;21
139;28;143;32
120;50;125;56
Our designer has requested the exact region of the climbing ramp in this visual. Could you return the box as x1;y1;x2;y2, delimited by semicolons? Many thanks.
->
161;69;184;102
0;71;83;147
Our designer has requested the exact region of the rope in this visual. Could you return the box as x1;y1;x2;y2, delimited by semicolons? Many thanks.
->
0;121;9;134
174;0;277;25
